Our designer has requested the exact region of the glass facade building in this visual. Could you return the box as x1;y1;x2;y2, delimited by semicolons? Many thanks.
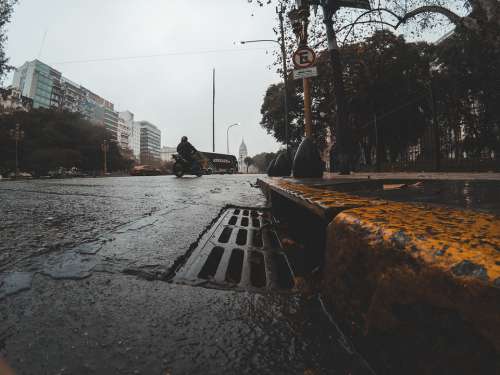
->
12;60;61;109
12;59;121;141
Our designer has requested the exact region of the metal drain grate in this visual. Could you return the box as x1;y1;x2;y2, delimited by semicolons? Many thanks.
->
173;208;295;292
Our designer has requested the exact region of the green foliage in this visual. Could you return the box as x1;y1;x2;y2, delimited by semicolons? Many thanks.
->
433;26;500;158
261;30;433;162
244;156;254;172
0;109;134;176
338;30;432;163
250;152;277;172
260;81;304;148
261;26;500;167
0;0;17;84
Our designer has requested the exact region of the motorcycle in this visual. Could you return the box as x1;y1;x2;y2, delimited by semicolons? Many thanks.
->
173;154;203;178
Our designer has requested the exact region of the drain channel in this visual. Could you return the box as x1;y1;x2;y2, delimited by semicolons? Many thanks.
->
173;207;295;292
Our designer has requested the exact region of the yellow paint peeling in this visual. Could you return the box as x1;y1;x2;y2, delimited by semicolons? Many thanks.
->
263;177;500;284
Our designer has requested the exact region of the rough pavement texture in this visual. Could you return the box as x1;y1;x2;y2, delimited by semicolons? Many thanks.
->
0;175;371;375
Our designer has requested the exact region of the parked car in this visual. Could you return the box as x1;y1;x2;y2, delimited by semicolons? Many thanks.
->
48;167;87;178
8;171;33;179
130;165;162;176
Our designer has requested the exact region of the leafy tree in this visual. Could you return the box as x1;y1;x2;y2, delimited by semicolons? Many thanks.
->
0;1;17;84
250;0;500;169
432;26;500;159
251;152;277;172
340;31;432;165
260;81;304;148
261;30;433;166
244;156;254;173
248;1;498;50
0;109;134;176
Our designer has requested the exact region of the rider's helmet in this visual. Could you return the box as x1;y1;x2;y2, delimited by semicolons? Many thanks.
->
181;136;188;142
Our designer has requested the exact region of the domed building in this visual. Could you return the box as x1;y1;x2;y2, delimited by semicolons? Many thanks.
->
238;139;248;173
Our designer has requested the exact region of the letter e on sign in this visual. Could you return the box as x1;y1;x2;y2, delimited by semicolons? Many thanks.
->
293;47;316;69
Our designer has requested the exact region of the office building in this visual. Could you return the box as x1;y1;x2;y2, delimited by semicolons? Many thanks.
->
12;60;61;109
119;111;139;157
138;121;161;164
11;59;120;140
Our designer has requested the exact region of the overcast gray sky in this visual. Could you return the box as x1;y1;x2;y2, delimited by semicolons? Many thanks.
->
6;0;283;156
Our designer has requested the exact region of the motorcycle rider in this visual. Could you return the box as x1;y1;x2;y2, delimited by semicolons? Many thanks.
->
177;136;198;166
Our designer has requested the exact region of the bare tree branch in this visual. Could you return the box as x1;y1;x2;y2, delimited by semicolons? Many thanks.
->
396;5;463;28
337;8;400;47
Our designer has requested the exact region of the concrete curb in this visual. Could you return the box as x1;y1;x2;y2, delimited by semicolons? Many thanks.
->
258;177;500;369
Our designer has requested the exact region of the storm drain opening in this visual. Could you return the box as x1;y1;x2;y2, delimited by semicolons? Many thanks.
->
198;247;224;280
173;207;295;292
218;227;232;243
236;229;248;246
249;251;267;288
252;229;263;248
225;249;244;284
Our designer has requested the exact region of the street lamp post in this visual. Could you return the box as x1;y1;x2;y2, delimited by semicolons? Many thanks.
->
9;124;24;178
429;63;441;172
101;140;110;175
226;123;240;155
240;5;290;153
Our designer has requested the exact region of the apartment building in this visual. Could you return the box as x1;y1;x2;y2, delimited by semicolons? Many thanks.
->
137;121;161;164
12;59;121;141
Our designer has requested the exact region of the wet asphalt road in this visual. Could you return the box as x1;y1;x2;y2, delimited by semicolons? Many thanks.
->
0;175;371;375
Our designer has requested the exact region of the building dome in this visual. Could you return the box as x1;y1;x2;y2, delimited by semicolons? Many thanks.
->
239;139;247;156
238;139;248;173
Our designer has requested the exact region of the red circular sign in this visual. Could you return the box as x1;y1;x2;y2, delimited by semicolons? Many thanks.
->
293;47;316;68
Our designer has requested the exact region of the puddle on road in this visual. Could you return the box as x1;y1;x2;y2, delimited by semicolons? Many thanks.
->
75;241;103;255
319;180;500;216
0;272;34;300
42;251;97;280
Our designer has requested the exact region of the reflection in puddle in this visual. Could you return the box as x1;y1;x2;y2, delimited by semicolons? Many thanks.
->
323;180;500;216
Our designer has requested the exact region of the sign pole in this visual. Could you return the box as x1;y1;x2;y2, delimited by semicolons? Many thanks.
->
287;4;323;178
292;45;316;140
303;77;313;137
212;68;215;153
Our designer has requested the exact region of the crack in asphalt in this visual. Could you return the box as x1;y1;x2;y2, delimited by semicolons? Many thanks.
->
4;200;201;286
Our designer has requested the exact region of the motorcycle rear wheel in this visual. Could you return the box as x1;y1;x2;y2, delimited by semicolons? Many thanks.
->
173;163;184;178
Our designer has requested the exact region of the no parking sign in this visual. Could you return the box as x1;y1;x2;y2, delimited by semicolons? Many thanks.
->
292;47;316;69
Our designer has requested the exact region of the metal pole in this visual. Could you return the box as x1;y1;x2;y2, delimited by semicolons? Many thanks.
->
278;6;289;152
104;142;107;175
298;6;313;139
374;113;380;172
430;78;441;171
240;36;289;151
213;69;216;153
15;137;19;178
303;78;313;137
